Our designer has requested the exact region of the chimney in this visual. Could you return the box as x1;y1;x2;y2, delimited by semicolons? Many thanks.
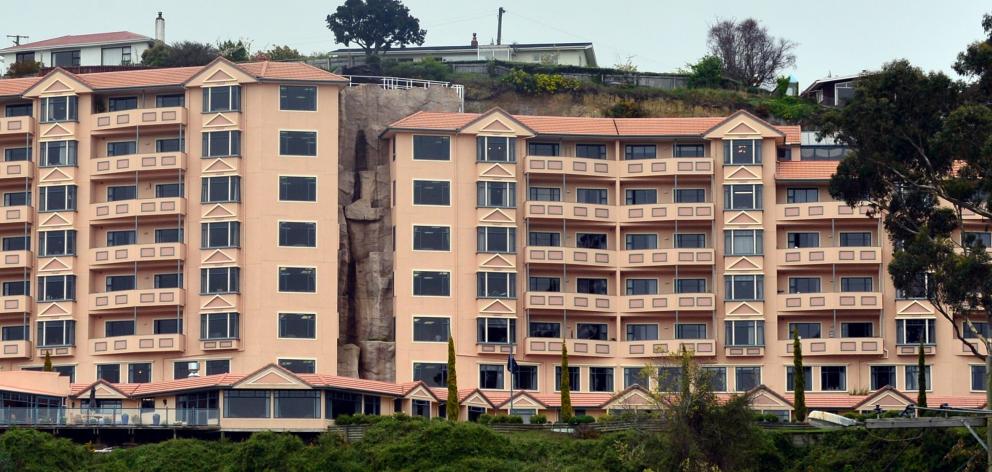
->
471;33;478;48
155;12;165;43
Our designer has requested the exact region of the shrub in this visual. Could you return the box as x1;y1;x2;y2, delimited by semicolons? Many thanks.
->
501;68;581;95
4;60;40;78
687;55;725;89
381;57;453;82
232;431;305;472
489;415;523;424
842;412;868;422
0;429;90;472
94;438;236;472
334;414;389;426
530;414;548;424
476;414;494;425
603;98;647;118
568;414;595;425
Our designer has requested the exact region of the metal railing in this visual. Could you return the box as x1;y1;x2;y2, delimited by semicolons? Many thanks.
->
0;407;219;428
341;75;465;112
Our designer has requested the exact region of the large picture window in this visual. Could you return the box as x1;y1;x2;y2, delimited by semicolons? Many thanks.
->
279;131;317;156
38;185;77;212
279;176;317;201
413;180;450;206
201;176;241;203
280;86;317;111
40;141;77;167
200;267;240;294
40;96;77;123
278;313;316;339
202;131;241;158
477;227;515;253
278;267;316;293
476;136;515;162
202;86;241;113
224;390;268;418
413;271;450;296
724;275;764;300
477;272;516;298
723;139;761;165
413;226;449;251
200;312;239;339
413;317;449;342
477;181;516;208
723;184;763;210
413;136;450;160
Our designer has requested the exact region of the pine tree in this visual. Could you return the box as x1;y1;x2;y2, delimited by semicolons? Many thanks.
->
559;345;573;422
792;331;806;422
42;352;53;372
446;336;459;421
917;339;928;409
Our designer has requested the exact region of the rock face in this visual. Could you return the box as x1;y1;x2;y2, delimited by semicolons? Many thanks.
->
338;85;462;381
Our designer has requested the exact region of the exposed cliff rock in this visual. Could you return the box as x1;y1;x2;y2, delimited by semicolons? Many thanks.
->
338;85;462;381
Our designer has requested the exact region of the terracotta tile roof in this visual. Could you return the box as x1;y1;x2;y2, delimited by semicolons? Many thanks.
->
298;374;406;396
782;393;865;409
0;32;151;52
78;66;201;90
237;61;347;83
515;115;619;136
389;111;481;131
614;117;726;136
778;125;801;144
926;396;987;409
775;160;840;180
0;76;41;97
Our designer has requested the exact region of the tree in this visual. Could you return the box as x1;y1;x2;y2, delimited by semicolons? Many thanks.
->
253;45;304;62
792;331;806;422
141;41;219;67
559;345;573;422
4;60;40;78
954;13;992;100
326;0;426;57
446;336;458;421
917;339;928;409
706;18;796;88
218;39;251;62
42;352;52;372
686;55;724;89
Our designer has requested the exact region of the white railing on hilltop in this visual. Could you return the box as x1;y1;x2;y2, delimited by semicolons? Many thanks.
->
342;75;465;112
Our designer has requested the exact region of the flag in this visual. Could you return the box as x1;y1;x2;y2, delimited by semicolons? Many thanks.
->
507;353;519;374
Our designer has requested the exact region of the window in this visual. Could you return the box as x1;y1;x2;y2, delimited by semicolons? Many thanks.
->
155;137;185;153
52;50;81;67
279;131;317;156
575;144;607;159
413;271;450;296
576;233;607;249
477;318;516;343
200;267;240;294
871;366;896;390
201;222;240;248
107;97;138;112
724;275;763;300
625;145;656;160
527;142;559;156
106;275;136;292
3;191;29;207
676;323;707;340
3;280;28;296
512;365;538;390
37;320;74;347
475;364;504;390
279;222;317;247
528;187;560;202
965;232;992;248
675;189;705;203
4;147;30;162
106;230;135;247
278;359;315;374
702;367;727;391
409;135;453;161
528;231;560;247
675;233;706;249
413;362;447;387
787;232;819;248
801;146;848;161
224;390;269;418
201;176;241;203
128;363;151;383
412;399;431;418
788;277;821;294
279;313;316;339
101;46;132;65
40;96;78;122
153;318;182;334
625;234;658;250
625;189;657;205
275;390;320;418
972;365;987;391
4;103;31;117
626;324;658;341
897;318;936;344
528;276;560;292
723;140;761;165
786;188;819;204
201;131;241;157
477;181;516;208
576;188;608;205
155;183;184;199
107;185;136;202
840;277;873;292
675;278;707;293
966;322;990;339
785;366;812;392
898;273;934;299
38;275;75;301
674;143;705;157
202;86;241;113
589;367;614;392
476;136;515;162
528;322;560;338
1;325;26;341
577;323;608;340
842;322;874;338
555;366;580;391
624;367;650;389
723;184;763;210
477;272;516;298
279;267;316;293
725;320;764;346
840;232;872;247
97;364;121;383
413;317;449;342
577;278;608;295
477;227;516;253
413;180;450;205
905;365;931;391
156;94;184;108
625;279;658;295
734;367;761;392
280;85;317;111
2;236;28;251
789;322;821;339
200;312;239;339
657;367;682;392
279;176;317;202
41;140;78;167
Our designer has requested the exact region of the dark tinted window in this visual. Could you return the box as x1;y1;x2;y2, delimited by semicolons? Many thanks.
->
413;135;450;160
279;176;317;201
279;86;316;111
278;267;316;292
279;131;317;156
279;222;317;247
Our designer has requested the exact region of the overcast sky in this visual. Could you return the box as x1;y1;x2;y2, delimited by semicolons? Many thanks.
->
2;0;988;84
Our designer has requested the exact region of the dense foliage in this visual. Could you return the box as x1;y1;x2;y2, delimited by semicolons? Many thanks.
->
326;0;426;56
141;41;219;67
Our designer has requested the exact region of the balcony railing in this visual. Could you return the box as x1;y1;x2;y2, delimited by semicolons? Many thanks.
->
0;161;33;181
91;333;185;356
525;201;613;223
525;291;613;312
525;156;616;178
37;345;75;358
0;340;31;359
619;203;714;223
90;243;185;266
777;292;882;312
621;294;715;313
92;107;187;131
0;205;32;225
90;288;185;311
92;152;187;179
0;116;34;136
777;247;881;268
777;202;874;222
620;157;714;178
621;339;716;357
91;197;185;221
621;248;714;268
783;337;883;356
0;407;219;428
0;250;31;269
725;345;765;357
200;338;241;351
525;247;614;268
523;337;614;357
0;295;32;314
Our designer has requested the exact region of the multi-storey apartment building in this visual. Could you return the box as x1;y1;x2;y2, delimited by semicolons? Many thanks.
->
384;108;986;420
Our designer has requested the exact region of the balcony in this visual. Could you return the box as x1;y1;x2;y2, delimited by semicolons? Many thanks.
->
476;343;514;355
0;340;31;359
621;294;715;313
90;243;185;267
0;250;31;270
620;339;716;358
0;161;33;182
0;116;34;137
525;201;613;224
525;291;613;312
91;197;185;222
0;206;32;226
525;247;614;268
92;152;187;179
955;340;989;356
621;248;714;268
725;345;765;357
90;288;184;311
777;247;881;268
777;202;875;222
525;156;616;179
0;296;31;314
777;292;882;312
36;345;75;358
523;337;615;357
620;157;714;178
619;203;714;223
200;338;241;351
895;344;936;356
91;334;185;356
92;107;187;132
783;337;884;356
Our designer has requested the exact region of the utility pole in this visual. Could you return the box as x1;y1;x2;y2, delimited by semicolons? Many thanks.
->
7;35;28;46
496;7;506;45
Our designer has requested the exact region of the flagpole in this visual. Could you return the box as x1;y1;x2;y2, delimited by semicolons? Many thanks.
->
509;343;514;416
